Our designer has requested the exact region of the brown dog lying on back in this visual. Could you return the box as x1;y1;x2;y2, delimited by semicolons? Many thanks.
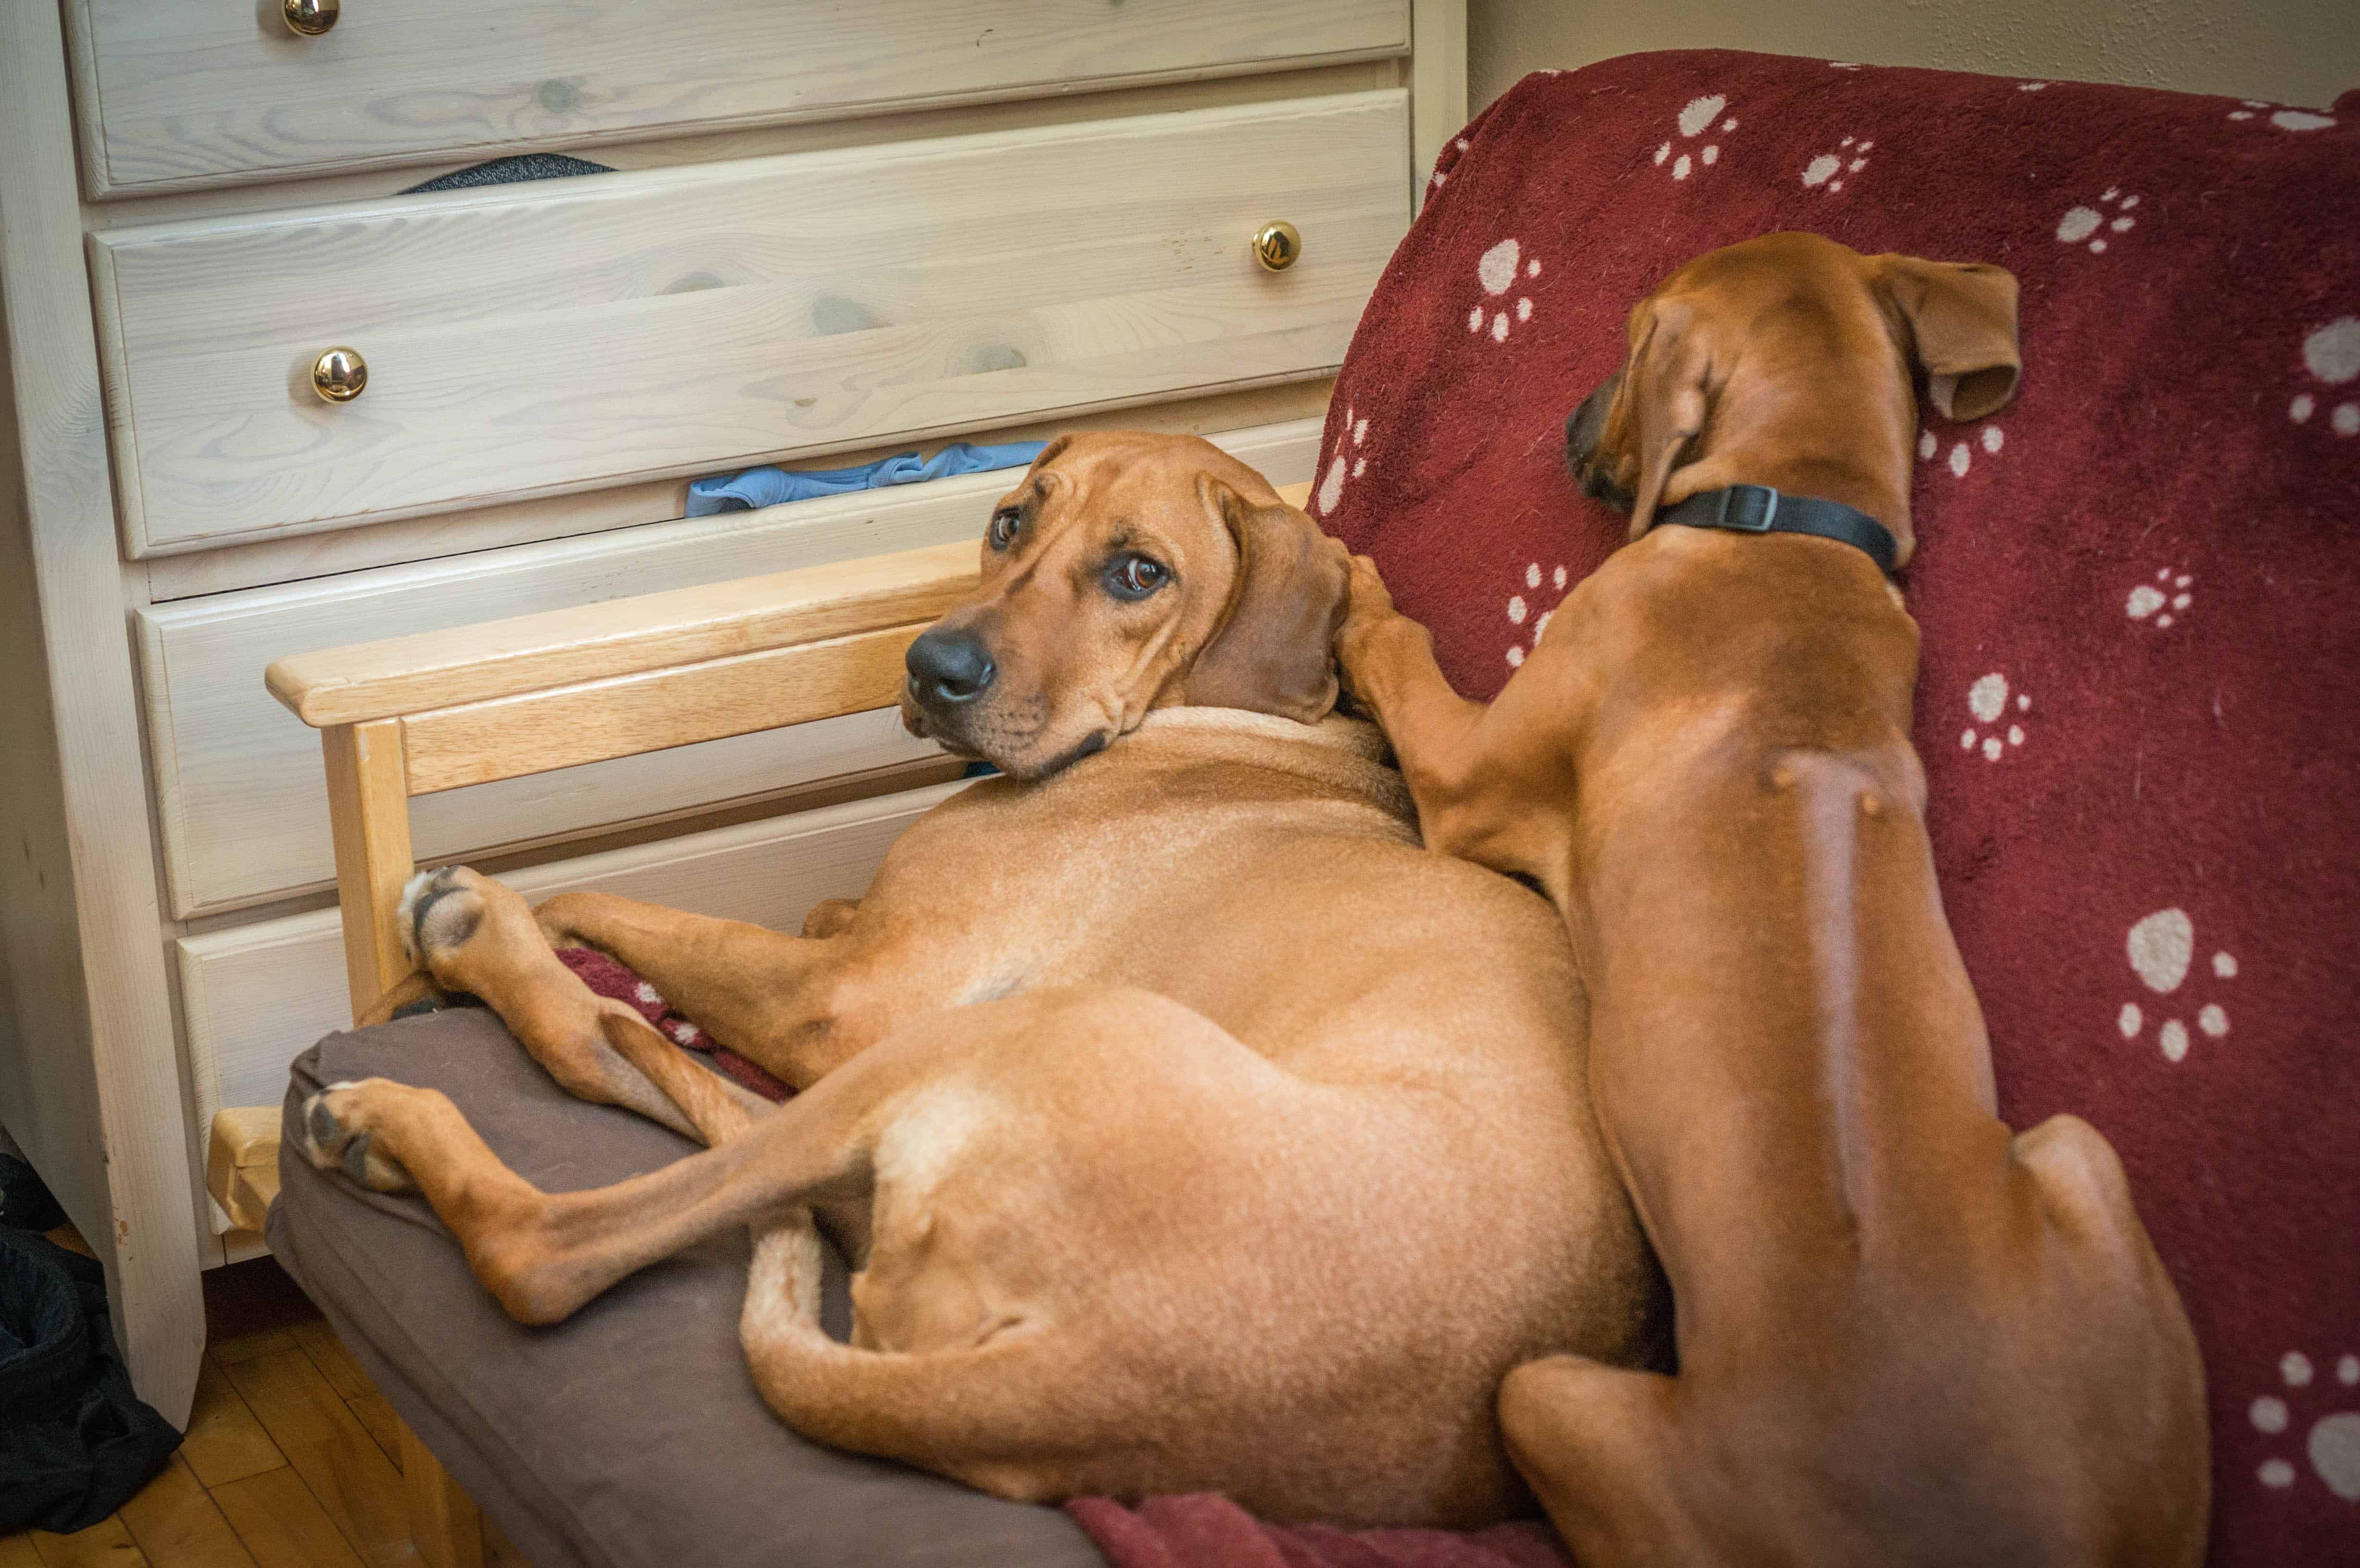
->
296;432;1663;1527
1336;234;2208;1564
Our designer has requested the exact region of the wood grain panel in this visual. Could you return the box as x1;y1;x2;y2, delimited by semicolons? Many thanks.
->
92;93;1404;551
400;627;919;793
177;782;963;1196
136;419;1317;915
69;0;1406;195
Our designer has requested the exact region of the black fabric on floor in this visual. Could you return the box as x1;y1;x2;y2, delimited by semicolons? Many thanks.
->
0;1217;181;1532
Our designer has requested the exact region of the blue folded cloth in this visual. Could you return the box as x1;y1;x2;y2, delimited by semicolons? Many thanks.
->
685;441;1048;517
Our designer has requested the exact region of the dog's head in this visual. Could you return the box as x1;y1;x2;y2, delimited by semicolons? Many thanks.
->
899;431;1350;779
1564;232;2020;569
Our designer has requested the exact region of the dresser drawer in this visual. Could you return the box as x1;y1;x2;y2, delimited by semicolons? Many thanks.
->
91;91;1406;554
135;418;1322;917
178;779;964;1223
68;0;1407;196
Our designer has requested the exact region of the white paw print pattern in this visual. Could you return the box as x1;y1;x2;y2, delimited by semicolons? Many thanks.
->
1958;672;2030;762
2251;1350;2360;1501
2118;907;2236;1063
2017;80;2052;92
1502;560;1571;669
2227;98;2338;132
1428;135;1473;194
2056;187;2139;253
1918;422;2004;478
1651;94;1736;183
2126;567;2194;629
1801;135;1872;192
1314;404;1370;514
2289;317;2360;438
1464;238;1542;344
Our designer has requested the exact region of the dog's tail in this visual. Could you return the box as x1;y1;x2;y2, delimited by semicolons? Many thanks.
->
738;1218;1115;1500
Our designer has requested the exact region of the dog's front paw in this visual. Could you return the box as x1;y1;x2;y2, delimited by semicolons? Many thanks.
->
297;1080;417;1193
398;866;487;964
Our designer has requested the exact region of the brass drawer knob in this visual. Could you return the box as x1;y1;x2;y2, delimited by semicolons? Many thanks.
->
310;347;368;403
283;0;340;37
1252;220;1302;272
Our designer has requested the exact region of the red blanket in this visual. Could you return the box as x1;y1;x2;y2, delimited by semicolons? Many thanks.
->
1305;49;2360;1568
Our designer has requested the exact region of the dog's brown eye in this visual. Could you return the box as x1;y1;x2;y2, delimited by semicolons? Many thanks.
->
1105;553;1168;600
987;509;1020;550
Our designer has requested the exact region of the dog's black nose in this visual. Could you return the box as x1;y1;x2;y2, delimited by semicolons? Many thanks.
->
906;629;996;706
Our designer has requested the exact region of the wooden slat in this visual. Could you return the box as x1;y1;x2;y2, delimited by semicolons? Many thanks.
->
1;1534;45;1568
402;626;922;795
1275;480;1314;509
321;721;416;1019
210;1466;370;1568
269;541;976;729
114;1455;259;1568
221;1350;410;1565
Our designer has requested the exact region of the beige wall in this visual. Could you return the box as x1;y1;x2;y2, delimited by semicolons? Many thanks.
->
1469;1;2359;116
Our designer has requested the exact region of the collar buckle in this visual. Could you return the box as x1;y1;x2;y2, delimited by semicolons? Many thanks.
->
1716;484;1781;533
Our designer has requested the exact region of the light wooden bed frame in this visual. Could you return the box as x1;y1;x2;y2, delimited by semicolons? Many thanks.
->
208;480;1314;1567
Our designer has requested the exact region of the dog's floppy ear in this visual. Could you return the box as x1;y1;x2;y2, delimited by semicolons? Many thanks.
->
1625;313;1714;540
1880;256;2021;421
1184;475;1349;722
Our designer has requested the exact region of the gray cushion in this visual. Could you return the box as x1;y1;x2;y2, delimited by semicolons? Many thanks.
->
269;1007;1103;1568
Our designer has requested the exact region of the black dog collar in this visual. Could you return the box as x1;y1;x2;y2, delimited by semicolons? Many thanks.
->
1656;485;1898;575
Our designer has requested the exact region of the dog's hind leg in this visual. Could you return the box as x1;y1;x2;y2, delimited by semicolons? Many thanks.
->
1498;1357;1711;1568
293;1037;913;1323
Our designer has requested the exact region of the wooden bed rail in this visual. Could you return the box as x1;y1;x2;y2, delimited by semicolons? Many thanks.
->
263;539;980;1021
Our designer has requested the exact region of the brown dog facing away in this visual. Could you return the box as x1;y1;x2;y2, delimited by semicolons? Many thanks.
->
1334;234;2209;1565
294;431;1665;1528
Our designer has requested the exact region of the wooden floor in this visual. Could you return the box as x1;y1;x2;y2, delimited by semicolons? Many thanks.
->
2;1246;527;1568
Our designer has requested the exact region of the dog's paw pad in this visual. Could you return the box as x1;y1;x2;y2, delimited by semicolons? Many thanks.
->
298;1082;414;1191
399;866;486;964
2251;1350;2360;1500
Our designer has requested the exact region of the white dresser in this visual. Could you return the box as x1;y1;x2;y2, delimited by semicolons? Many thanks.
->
0;0;1461;1421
